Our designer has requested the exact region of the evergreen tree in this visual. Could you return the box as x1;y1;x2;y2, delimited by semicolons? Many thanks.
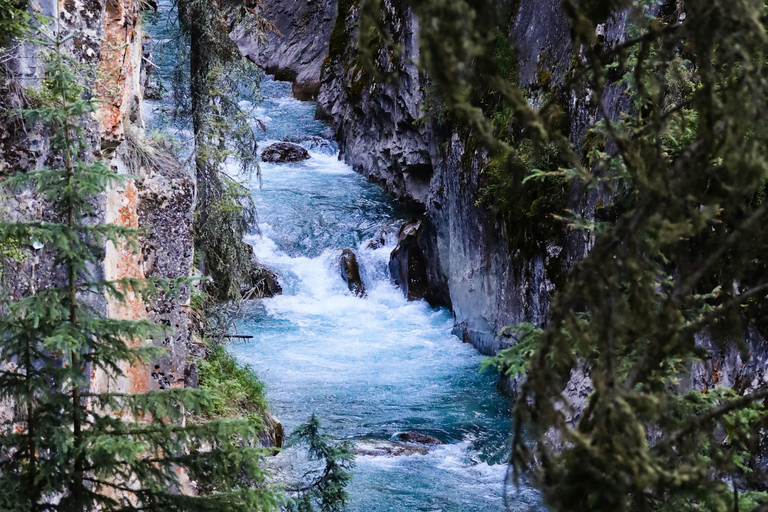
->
172;0;273;300
0;23;281;511
358;0;768;510
284;415;355;512
0;0;29;49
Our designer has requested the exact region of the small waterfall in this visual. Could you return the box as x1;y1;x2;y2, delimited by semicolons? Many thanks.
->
229;78;540;511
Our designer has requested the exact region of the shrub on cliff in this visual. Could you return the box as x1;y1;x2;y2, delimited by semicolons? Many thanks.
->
0;0;28;49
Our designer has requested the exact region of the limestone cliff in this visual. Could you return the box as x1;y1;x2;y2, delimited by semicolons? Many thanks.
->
0;0;196;401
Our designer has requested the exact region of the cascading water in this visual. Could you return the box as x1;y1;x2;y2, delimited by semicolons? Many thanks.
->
230;78;540;511
144;7;537;507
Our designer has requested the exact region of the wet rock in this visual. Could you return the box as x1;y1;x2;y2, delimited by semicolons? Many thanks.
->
339;248;366;297
261;141;310;163
395;432;445;445
354;440;429;457
244;255;283;298
389;219;428;301
284;134;335;153
366;230;388;250
259;414;285;454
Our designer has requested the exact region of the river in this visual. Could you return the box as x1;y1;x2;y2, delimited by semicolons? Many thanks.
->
144;8;537;508
230;77;539;512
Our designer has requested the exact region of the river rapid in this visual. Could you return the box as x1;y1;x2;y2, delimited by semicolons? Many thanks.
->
144;8;536;507
230;78;539;512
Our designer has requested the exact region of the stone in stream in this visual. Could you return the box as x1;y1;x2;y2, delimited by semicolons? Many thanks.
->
365;230;388;250
260;141;310;163
339;248;366;297
395;432;445;445
243;254;283;298
389;219;429;301
354;440;429;457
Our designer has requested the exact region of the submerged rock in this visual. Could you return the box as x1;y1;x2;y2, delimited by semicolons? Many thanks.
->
395;432;445;445
261;142;310;163
339;248;366;297
354;440;429;457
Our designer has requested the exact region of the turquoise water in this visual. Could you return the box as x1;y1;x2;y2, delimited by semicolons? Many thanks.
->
143;6;535;505
230;78;539;511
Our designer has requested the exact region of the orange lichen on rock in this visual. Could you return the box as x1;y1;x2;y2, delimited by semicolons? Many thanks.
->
95;177;152;396
94;0;141;144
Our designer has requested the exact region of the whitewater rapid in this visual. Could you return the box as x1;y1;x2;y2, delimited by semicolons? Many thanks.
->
229;78;540;512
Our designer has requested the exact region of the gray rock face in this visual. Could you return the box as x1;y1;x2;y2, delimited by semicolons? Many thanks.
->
313;0;636;360
261;141;311;163
388;219;449;306
309;0;768;400
316;0;432;209
339;248;365;297
232;0;336;100
133;143;196;391
0;0;198;404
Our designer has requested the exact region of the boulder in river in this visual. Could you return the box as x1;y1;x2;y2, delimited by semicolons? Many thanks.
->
261;141;310;163
395;432;445;445
389;219;428;301
354;440;429;457
339;248;366;297
366;230;388;250
243;254;283;298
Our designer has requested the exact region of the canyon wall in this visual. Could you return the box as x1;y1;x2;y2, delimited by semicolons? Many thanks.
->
252;0;768;398
232;0;337;100
0;0;196;402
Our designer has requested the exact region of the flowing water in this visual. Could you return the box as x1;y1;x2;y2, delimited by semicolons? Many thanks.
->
229;78;540;512
144;9;537;506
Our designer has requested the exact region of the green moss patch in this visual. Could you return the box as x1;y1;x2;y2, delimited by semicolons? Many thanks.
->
198;344;269;420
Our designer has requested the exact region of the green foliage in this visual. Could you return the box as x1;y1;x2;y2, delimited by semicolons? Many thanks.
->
0;0;29;49
164;0;270;300
482;322;542;379
198;344;269;419
284;415;355;512
479;136;570;255
364;0;768;510
0;24;281;511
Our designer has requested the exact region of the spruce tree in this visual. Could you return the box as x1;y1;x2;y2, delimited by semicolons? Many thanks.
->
0;23;281;511
171;0;272;300
284;415;355;512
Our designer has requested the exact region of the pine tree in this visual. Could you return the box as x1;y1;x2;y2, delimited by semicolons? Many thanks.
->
171;0;273;300
284;415;355;512
0;23;282;511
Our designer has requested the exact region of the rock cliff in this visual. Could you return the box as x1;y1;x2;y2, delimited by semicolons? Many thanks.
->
232;0;337;100
0;0;196;402
252;0;768;397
